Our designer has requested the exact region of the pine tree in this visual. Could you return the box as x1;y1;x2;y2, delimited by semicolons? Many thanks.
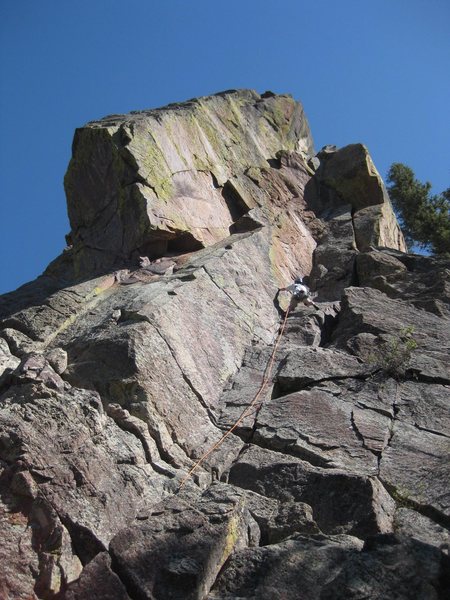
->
387;163;450;256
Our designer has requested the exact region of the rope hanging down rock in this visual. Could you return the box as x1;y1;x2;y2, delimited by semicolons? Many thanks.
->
178;306;291;490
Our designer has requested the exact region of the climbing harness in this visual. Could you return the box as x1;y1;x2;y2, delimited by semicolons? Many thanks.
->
178;306;291;490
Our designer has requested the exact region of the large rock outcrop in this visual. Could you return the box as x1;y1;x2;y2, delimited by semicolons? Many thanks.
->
62;90;316;281
0;90;448;600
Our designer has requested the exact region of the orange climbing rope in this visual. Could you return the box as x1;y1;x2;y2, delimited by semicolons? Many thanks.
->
178;306;291;490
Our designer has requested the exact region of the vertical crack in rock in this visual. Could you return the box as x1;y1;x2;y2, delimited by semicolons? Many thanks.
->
150;322;219;427
377;392;399;476
316;305;341;347
350;409;380;456
57;513;107;567
202;265;255;328
107;551;141;600
221;180;251;224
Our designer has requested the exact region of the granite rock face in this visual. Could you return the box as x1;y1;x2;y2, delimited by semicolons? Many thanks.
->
63;90;316;281
307;143;407;301
0;90;448;600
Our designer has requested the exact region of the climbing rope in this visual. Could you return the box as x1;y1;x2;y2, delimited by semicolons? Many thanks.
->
178;306;291;490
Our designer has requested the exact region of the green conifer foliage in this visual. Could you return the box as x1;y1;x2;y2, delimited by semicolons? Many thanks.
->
387;163;450;255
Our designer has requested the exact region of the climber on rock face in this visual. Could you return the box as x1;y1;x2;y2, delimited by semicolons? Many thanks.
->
280;276;319;311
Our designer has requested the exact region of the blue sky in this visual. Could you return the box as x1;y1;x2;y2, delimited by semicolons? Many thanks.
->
1;0;449;294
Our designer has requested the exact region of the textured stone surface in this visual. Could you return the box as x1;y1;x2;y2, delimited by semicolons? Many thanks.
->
356;248;450;316
334;285;450;383
0;91;448;599
0;337;20;385
65;552;131;600
107;488;253;600
207;533;448;600
62;90;316;281
307;143;407;301
227;445;395;537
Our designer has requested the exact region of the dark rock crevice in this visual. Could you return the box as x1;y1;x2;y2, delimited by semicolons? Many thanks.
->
58;514;107;567
266;156;281;169
375;397;398;475
408;370;450;386
107;551;142;600
234;429;336;470
272;371;373;399
166;232;204;255
221;180;251;223
413;423;450;439
317;307;341;347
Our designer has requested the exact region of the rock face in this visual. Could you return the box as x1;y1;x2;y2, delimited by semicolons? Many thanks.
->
0;90;448;600
63;89;316;281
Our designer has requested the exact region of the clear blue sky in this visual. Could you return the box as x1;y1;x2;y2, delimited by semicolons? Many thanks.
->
1;0;449;294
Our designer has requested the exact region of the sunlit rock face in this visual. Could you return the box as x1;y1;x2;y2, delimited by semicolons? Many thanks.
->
1;91;448;600
63;90;316;281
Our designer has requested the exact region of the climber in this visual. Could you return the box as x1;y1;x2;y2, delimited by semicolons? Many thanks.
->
280;276;319;311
